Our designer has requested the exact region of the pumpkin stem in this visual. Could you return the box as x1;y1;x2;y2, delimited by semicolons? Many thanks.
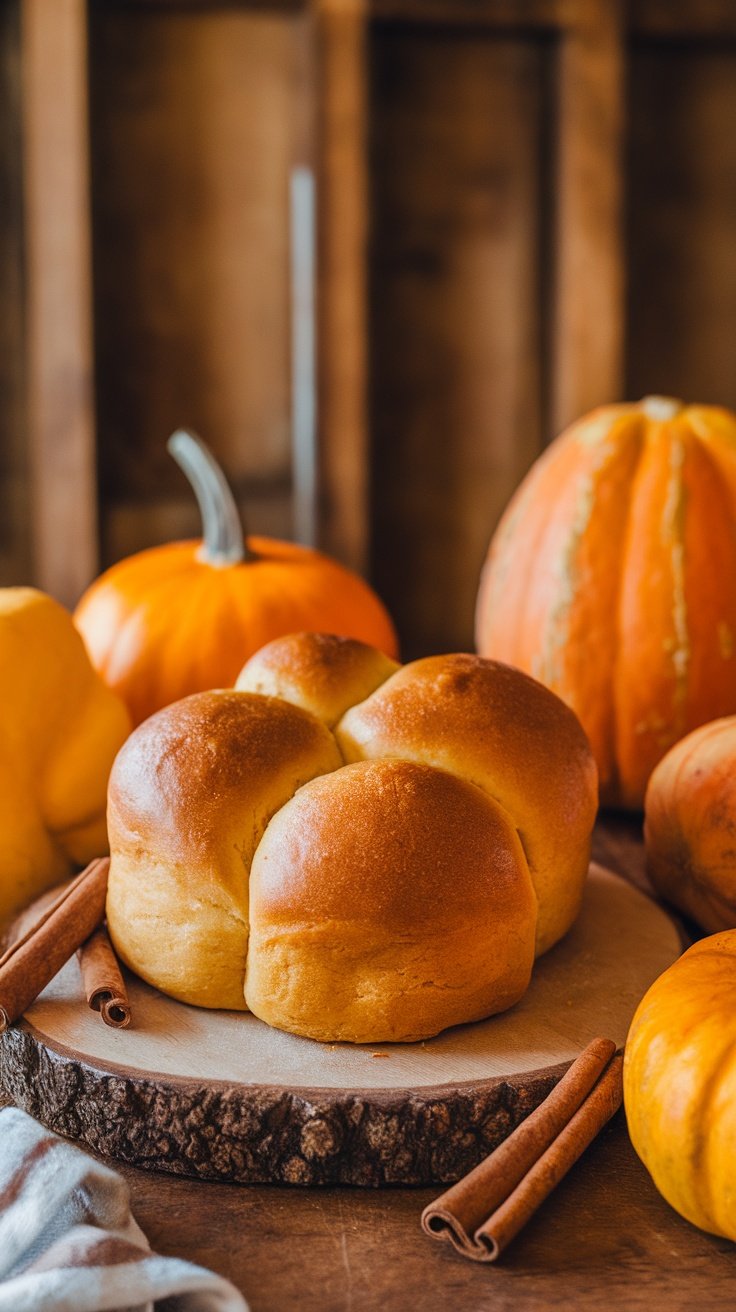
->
167;429;254;565
641;396;684;422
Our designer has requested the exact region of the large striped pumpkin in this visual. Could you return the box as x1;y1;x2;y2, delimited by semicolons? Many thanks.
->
475;397;736;808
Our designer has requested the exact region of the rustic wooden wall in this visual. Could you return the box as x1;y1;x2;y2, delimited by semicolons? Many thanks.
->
627;36;736;411
369;25;549;654
4;0;736;655
0;1;29;587
88;3;304;564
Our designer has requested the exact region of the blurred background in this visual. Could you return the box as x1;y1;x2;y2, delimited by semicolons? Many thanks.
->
2;0;735;657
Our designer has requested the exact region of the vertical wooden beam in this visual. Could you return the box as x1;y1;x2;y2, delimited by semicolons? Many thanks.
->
290;8;318;547
0;2;31;587
550;0;626;435
22;0;98;605
312;0;369;573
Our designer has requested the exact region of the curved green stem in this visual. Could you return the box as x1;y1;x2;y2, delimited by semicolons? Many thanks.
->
167;429;253;565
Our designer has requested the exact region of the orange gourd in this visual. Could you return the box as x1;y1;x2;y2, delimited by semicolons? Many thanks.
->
75;432;398;726
624;932;736;1241
476;397;736;808
645;716;736;932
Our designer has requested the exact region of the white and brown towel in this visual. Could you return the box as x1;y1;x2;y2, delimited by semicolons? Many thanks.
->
0;1106;248;1312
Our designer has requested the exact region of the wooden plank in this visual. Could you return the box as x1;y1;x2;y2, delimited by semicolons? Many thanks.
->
21;0;98;605
88;5;300;563
107;0;736;34
116;0;305;10
370;0;581;27
631;0;736;38
369;29;546;655
550;0;626;434
627;43;736;411
0;1;31;587
290;9;319;546
312;0;370;573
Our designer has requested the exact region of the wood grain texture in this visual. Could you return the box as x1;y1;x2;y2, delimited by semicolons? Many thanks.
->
0;0;30;588
313;0;370;573
0;867;681;1186
21;0;98;605
626;41;736;411
631;0;736;38
550;0;625;433
369;0;582;25
2;1025;565;1187
88;4;302;564
369;27;547;655
125;1115;736;1312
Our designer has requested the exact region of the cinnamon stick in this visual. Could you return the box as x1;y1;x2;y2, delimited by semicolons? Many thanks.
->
421;1037;623;1262
0;858;109;1033
77;925;131;1028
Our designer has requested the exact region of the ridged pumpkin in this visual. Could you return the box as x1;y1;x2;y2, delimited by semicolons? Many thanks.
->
476;397;736;808
75;432;399;726
645;717;736;932
624;932;736;1240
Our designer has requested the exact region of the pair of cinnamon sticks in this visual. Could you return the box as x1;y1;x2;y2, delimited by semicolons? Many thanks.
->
422;1036;622;1262
0;858;131;1033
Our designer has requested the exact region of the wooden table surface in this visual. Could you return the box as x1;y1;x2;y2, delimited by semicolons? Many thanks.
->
3;817;736;1310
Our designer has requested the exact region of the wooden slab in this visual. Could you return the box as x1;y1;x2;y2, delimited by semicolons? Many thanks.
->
0;864;681;1187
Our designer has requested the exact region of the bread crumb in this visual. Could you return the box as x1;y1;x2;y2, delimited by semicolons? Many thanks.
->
371;1052;390;1059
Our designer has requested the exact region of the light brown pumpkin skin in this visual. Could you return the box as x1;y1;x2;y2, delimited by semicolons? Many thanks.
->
475;399;736;809
645;717;736;932
624;932;736;1240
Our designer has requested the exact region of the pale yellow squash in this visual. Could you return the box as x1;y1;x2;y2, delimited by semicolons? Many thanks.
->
0;588;131;924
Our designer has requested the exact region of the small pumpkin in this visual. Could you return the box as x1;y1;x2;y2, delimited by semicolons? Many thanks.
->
645;716;736;932
476;397;736;808
624;932;736;1241
75;432;399;726
0;588;130;925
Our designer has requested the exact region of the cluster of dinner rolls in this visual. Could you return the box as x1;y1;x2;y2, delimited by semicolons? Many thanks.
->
106;633;598;1043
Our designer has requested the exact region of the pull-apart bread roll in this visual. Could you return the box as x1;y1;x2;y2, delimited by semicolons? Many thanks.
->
107;691;342;1008
235;630;399;726
246;759;536;1042
337;655;598;955
106;634;597;1041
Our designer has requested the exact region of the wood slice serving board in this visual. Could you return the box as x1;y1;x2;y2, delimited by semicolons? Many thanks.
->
0;865;681;1187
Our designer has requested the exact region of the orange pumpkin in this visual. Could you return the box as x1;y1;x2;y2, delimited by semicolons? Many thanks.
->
476;397;736;808
75;432;398;726
645;717;736;932
624;931;736;1241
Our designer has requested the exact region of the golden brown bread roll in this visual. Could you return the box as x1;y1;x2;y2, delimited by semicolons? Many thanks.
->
337;654;598;954
245;759;536;1042
106;690;342;1008
106;638;597;1040
235;632;398;727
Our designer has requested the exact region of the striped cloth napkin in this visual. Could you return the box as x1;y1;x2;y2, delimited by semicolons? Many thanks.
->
0;1106;248;1311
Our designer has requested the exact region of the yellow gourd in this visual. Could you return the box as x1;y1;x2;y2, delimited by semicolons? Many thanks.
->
0;588;131;924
